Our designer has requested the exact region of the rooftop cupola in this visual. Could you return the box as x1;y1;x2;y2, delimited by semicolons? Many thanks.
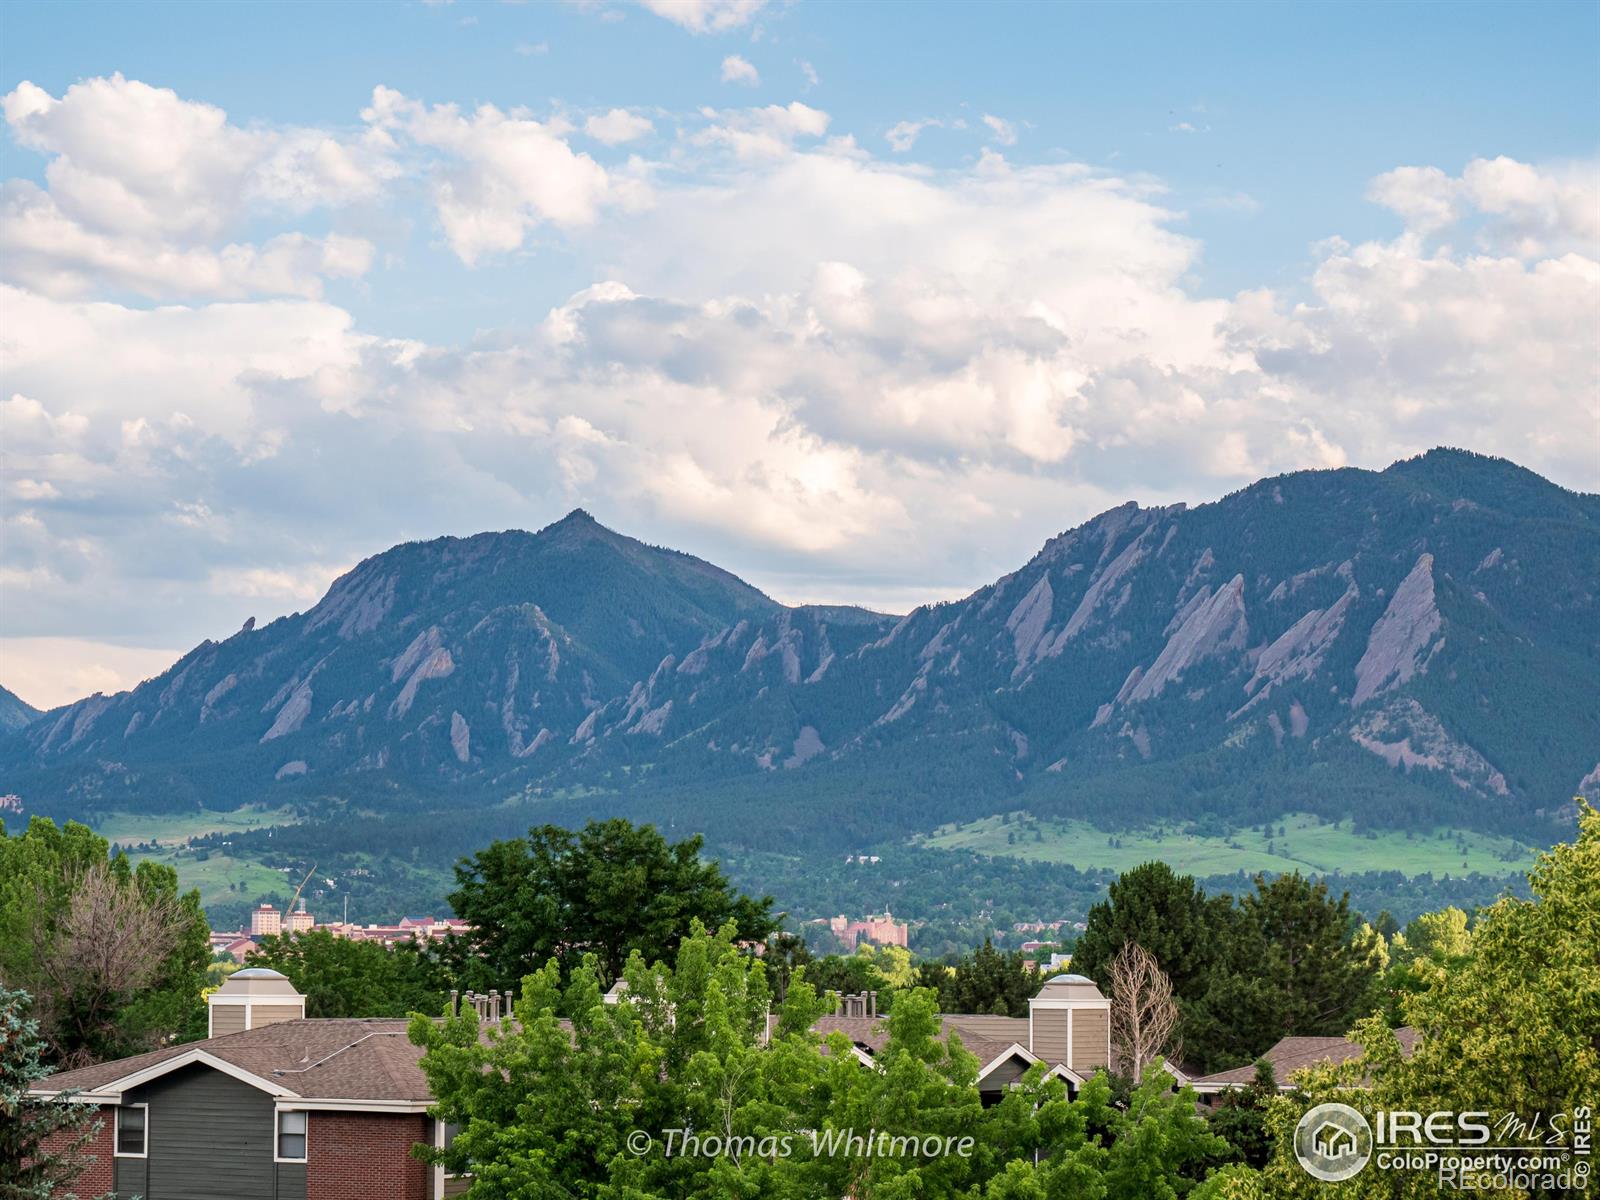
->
207;967;306;1038
1027;974;1110;1075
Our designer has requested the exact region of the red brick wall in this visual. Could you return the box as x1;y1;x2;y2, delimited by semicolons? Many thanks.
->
40;1104;114;1200
308;1112;431;1200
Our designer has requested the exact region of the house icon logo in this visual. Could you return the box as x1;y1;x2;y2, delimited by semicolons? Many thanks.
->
1294;1102;1373;1181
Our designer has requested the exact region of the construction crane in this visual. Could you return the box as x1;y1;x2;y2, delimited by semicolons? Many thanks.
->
287;862;318;918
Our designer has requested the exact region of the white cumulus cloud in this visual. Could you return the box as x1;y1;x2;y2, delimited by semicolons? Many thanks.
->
720;54;760;86
0;75;1594;681
362;86;618;265
0;75;389;299
636;0;766;33
584;108;655;145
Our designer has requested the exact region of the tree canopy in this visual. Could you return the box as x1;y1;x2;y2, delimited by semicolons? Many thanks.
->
247;929;453;1018
410;920;1232;1198
0;816;209;1065
914;939;1036;1018
448;817;777;990
1073;861;1385;1072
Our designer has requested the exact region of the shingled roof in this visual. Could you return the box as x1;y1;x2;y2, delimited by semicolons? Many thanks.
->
802;1012;1089;1087
1190;1026;1420;1092
32;1018;435;1108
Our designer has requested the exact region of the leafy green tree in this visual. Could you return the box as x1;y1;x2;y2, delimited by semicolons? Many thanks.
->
412;921;1237;1197
0;987;108;1200
1227;802;1600;1199
1203;1059;1276;1168
448;818;776;989
247;930;452;1018
1377;904;1473;1024
915;939;1036;1017
761;930;813;1003
805;951;890;1002
0;817;209;1065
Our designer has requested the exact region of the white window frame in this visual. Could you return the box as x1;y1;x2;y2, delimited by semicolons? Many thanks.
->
274;1109;309;1164
113;1103;149;1158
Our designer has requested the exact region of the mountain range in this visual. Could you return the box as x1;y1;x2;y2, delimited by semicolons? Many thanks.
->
3;449;1596;851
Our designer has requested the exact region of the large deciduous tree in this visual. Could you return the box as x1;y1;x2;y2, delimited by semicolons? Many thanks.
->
0;817;209;1066
448;818;776;989
247;929;453;1018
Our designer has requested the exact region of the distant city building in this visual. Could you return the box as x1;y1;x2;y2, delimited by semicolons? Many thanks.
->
249;904;281;936
824;911;909;949
207;929;260;961
322;916;472;946
222;936;258;961
287;903;314;932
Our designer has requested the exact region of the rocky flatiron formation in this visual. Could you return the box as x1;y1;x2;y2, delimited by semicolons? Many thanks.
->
2;450;1596;844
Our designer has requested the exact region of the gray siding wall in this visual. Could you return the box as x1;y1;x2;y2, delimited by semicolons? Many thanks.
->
113;1153;147;1198
275;1161;308;1199
978;1055;1029;1090
122;1063;305;1200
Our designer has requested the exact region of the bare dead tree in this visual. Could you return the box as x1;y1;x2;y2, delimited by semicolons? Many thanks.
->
1107;941;1180;1082
29;863;188;1065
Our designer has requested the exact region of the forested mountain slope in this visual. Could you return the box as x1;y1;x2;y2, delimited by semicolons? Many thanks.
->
4;450;1595;848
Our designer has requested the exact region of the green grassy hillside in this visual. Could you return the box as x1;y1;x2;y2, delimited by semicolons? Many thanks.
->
918;811;1538;878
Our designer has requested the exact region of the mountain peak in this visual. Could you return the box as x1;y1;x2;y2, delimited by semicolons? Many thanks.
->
540;507;630;546
1385;447;1597;525
0;683;42;733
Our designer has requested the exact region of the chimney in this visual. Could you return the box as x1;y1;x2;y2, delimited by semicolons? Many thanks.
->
448;989;459;1018
489;989;501;1022
868;990;877;1018
208;968;306;1038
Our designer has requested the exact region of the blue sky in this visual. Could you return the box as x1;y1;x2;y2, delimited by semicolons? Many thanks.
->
6;0;1595;336
1;0;1597;705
